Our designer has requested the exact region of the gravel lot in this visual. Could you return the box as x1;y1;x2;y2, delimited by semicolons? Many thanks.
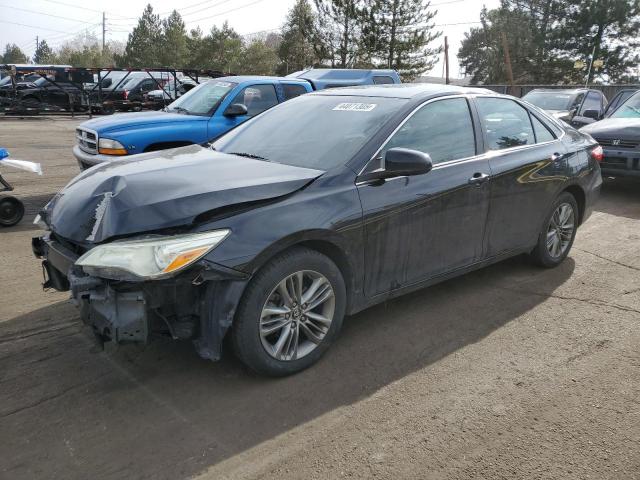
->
0;116;639;480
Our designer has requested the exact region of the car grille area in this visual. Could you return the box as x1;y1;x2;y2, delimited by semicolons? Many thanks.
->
596;138;640;149
76;128;98;154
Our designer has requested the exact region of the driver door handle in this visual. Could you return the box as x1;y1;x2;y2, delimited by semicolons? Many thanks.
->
468;172;490;186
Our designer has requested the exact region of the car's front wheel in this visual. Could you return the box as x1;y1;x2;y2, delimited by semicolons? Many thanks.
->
232;247;346;376
531;191;578;268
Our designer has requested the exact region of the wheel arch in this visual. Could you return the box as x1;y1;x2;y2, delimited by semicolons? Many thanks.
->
245;230;359;313
562;184;586;225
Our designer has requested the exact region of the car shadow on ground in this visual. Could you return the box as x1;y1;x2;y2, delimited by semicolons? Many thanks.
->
596;177;640;220
0;255;575;480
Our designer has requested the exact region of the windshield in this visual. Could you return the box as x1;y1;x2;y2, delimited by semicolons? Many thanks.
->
214;94;408;170
522;91;574;111
611;92;640;118
167;80;236;116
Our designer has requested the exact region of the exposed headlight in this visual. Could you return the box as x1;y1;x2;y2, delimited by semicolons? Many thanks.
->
98;138;128;155
33;214;49;230
76;230;230;280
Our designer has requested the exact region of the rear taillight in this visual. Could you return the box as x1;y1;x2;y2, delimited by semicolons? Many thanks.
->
123;89;129;100
591;145;604;162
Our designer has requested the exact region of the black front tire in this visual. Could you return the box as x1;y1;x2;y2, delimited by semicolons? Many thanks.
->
0;196;25;226
530;191;578;268
232;247;346;376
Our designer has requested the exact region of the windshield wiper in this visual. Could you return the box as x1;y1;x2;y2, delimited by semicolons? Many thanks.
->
228;152;269;161
625;105;640;115
169;106;190;114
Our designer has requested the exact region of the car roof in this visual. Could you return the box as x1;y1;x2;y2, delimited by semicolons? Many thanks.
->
311;83;494;99
212;75;310;85
289;68;398;80
526;88;592;95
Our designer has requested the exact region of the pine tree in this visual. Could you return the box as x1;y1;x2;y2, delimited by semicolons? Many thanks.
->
160;10;188;68
1;44;28;64
122;4;162;67
558;0;640;83
278;0;322;74
368;0;442;80
33;40;55;64
244;38;279;75
314;0;366;67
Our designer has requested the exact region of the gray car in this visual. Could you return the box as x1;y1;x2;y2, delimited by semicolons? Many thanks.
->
581;90;640;178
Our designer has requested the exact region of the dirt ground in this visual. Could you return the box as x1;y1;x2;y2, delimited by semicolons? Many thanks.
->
0;116;639;480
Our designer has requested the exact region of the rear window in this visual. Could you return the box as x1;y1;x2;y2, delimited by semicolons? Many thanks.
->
282;83;308;100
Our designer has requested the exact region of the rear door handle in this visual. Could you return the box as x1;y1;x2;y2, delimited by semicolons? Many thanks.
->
551;152;564;162
468;172;490;185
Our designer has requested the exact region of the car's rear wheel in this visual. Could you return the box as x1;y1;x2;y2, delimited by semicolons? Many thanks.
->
531;192;578;268
0;196;25;226
232;247;346;376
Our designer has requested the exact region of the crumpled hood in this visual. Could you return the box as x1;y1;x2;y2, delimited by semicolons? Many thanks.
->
580;118;640;139
79;111;207;134
45;145;324;244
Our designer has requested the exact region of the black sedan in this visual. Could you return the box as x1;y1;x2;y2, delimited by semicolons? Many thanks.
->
581;90;640;178
33;84;603;376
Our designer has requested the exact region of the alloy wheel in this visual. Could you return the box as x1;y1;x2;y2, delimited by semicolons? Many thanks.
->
259;270;335;361
546;202;574;258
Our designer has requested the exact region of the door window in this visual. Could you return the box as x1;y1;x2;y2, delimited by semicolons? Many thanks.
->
232;84;278;116
476;97;535;150
373;76;394;85
282;83;308;100
380;98;476;164
531;115;556;143
569;93;585;111
580;91;602;115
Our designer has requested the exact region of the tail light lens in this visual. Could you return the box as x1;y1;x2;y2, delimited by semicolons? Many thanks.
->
591;145;604;162
123;89;129;100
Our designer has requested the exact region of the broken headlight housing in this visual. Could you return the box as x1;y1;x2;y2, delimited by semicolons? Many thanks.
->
76;230;230;280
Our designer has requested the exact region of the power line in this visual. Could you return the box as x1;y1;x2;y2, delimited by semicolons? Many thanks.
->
0;4;98;24
33;0;130;19
159;0;234;16
0;19;73;34
185;0;268;24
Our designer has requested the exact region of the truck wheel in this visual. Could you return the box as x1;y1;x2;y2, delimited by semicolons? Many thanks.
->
0;196;25;226
232;247;346;376
530;192;578;268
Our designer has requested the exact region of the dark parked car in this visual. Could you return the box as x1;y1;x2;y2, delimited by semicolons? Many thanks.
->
522;88;607;128
603;88;639;118
33;84;602;376
88;73;171;112
581;90;640;178
0;75;87;111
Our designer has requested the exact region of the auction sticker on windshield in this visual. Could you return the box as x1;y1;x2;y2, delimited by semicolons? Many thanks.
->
214;82;232;87
333;103;377;112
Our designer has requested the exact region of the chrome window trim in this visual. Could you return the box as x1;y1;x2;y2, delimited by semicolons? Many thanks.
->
356;93;566;181
357;94;478;177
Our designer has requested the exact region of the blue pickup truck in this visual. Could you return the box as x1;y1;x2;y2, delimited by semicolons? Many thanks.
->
73;69;400;170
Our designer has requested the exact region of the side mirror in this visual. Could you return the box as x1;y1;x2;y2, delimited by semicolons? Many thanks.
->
362;148;433;183
582;109;600;120
223;103;248;117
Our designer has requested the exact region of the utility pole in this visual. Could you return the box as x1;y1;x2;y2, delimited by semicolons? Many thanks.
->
35;36;39;56
102;12;106;51
501;32;515;95
444;36;450;85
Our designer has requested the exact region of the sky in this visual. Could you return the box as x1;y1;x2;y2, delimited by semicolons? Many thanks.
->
0;0;500;78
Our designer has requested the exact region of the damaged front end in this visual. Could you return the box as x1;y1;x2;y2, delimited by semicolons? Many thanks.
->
32;233;249;361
